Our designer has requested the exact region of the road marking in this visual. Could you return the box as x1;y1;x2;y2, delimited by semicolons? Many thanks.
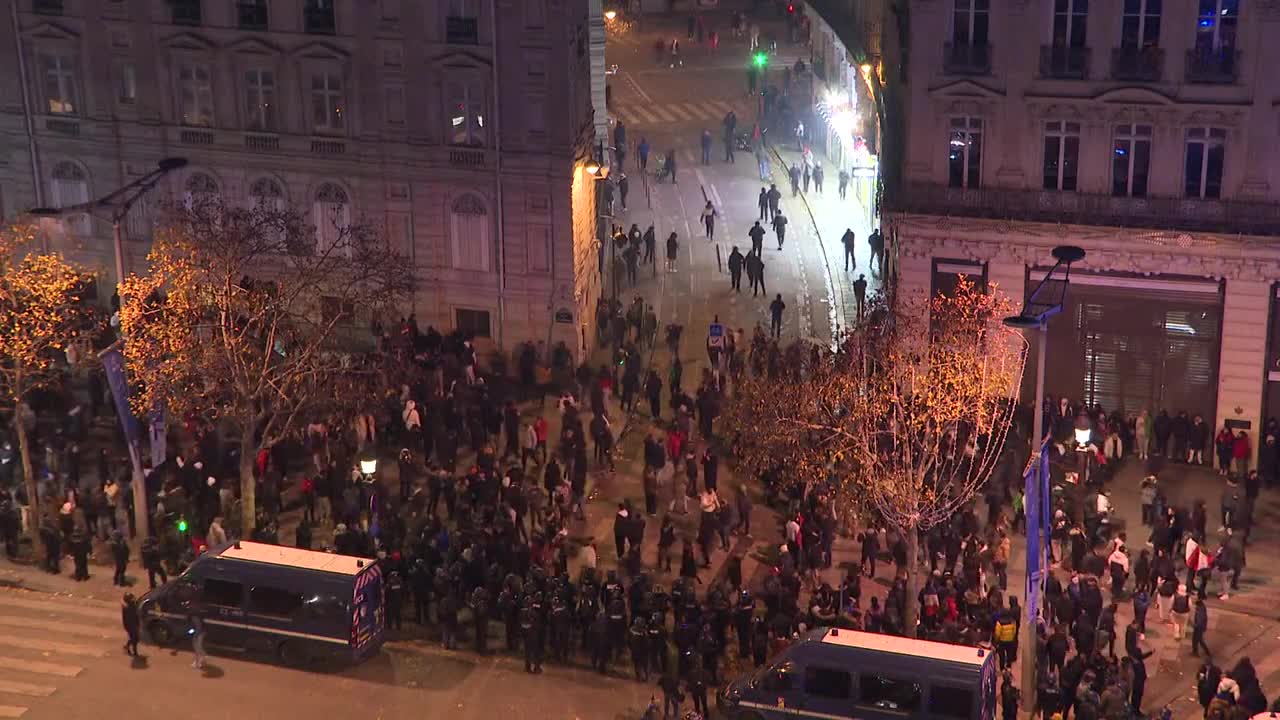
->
623;72;653;104
0;680;55;698
0;705;26;718
0;594;118;622
0;656;82;678
0;636;107;658
650;105;681;123
0;616;112;640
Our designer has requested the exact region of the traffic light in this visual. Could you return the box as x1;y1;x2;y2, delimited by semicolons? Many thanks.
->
177;518;188;533
787;3;795;13
753;52;768;68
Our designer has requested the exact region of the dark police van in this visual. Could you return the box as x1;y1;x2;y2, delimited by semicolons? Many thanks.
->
719;627;996;720
140;541;385;666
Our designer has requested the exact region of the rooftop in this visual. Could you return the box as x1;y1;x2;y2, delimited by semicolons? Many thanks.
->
215;541;371;576
819;627;990;667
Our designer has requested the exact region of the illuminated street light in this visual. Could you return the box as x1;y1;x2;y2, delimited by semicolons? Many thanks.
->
585;159;601;176
604;9;617;20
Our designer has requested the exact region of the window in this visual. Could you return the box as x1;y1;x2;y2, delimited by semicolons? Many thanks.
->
761;662;798;692
952;0;989;46
1052;0;1088;48
456;308;491;338
525;0;545;28
238;0;269;30
948;117;983;189
249;177;285;212
313;182;351;255
40;53;78;115
321;297;355;325
304;0;336;34
858;675;923;712
49;162;89;234
447;83;485;147
118;63;137;105
447;0;479;43
1042;120;1081;191
310;72;345;133
450;193;490;271
184;172;220;209
201;578;243;608
171;0;202;25
1112;124;1151;197
1184;127;1226;199
244;68;277;131
178;63;214;127
526;95;546;140
34;0;63;15
380;0;400;20
385;85;405;125
803;666;853;700
249;586;303;617
300;594;348;623
1196;0;1238;52
1121;0;1161;49
928;686;976;719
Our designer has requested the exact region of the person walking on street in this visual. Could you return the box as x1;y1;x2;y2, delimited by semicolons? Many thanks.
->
788;164;801;196
813;162;824;194
638;137;650;172
748;251;766;297
619;173;630;212
853;274;868;320
842;228;857;271
757;188;768;220
767;184;781;221
614;120;627;170
1191;597;1211;658
189;614;207;669
643;225;656;266
121;593;140;657
701;202;717;240
771;211;787;250
769;294;786;339
802;163;811;193
665;232;679;272
748;220;765;255
868;228;884;274
700;130;712;165
838;167;850;199
728;246;744;292
755;145;768;181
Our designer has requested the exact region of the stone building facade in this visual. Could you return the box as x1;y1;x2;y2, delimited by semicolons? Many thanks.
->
0;0;602;361
885;0;1280;457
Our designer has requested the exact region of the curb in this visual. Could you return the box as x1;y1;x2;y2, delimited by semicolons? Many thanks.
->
768;145;846;342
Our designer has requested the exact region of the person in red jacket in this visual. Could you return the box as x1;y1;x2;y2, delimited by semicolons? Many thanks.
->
1232;431;1252;476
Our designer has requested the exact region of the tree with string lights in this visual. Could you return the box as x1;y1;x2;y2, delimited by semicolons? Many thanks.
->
724;276;1025;636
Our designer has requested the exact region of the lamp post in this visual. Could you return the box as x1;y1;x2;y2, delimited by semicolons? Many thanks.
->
1002;245;1084;702
29;157;188;540
1073;411;1094;525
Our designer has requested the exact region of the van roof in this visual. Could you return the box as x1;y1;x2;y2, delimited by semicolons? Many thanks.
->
213;541;371;576
818;627;989;667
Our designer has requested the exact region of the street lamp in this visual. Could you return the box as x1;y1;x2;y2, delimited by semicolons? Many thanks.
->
359;455;378;477
604;9;617;20
1002;244;1084;704
28;156;187;542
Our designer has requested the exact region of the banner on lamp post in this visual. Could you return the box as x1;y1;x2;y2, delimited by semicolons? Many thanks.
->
100;345;142;470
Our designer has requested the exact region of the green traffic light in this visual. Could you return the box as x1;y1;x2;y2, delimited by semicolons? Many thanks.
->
753;53;767;68
177;519;188;533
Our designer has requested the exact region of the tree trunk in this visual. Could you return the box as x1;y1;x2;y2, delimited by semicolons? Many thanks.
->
14;397;43;560
903;524;921;638
239;429;257;538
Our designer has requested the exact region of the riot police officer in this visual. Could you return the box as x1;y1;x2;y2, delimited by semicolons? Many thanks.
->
521;596;545;673
469;586;491;654
588;613;611;673
629;616;650;680
498;577;522;652
648;611;669;675
550;592;572;662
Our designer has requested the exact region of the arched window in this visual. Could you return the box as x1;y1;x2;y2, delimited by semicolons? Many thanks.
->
249;177;285;212
184;172;220;209
449;193;489;271
312;182;351;255
50;162;90;235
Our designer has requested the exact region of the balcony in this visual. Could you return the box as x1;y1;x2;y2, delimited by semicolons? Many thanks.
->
448;149;486;168
943;43;992;76
171;0;202;26
1040;45;1090;79
1185;48;1238;84
890;183;1280;237
310;139;345;155
33;0;63;15
304;5;336;34
243;133;279;152
237;1;269;30
180;129;214;146
446;16;479;44
1110;46;1164;82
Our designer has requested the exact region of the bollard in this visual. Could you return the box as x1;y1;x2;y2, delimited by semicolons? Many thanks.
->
716;244;722;273
700;184;709;204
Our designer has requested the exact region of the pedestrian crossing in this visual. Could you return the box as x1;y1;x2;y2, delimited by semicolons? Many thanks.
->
613;99;751;128
0;589;117;718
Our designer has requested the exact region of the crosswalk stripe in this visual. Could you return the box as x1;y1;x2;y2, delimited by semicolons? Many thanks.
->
0;705;26;718
0;636;107;658
0;680;54;698
0;657;82;679
0;616;112;640
631;106;664;124
649;105;681;123
0;595;118;622
710;100;735;117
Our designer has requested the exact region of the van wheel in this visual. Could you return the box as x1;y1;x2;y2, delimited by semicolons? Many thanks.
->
147;620;174;647
277;640;310;667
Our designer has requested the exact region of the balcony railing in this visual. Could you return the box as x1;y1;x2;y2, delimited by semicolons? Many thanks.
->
304;6;336;34
171;0;202;26
33;0;63;15
1039;45;1090;79
943;43;992;76
1111;46;1164;82
237;1;268;30
446;16;479;44
1185;48;1238;84
890;183;1280;237
448;149;486;168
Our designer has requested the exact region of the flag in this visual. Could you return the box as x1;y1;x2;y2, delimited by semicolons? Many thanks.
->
100;345;142;471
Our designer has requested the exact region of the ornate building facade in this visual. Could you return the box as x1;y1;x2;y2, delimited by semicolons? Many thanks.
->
0;0;601;360
888;0;1280;454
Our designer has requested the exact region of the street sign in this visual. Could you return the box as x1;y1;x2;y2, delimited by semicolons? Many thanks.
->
555;308;574;324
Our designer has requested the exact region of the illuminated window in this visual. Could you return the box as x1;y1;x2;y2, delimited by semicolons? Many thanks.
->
311;72;345;134
41;53;78;115
447;83;486;147
948;117;982;189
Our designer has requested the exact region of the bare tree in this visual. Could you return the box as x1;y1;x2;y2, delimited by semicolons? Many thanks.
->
120;197;412;536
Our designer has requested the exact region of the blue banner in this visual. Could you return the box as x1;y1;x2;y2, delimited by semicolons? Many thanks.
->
101;346;143;471
1024;442;1051;625
148;409;167;468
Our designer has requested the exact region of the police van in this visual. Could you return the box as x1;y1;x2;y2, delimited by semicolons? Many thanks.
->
139;541;385;666
718;627;996;720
